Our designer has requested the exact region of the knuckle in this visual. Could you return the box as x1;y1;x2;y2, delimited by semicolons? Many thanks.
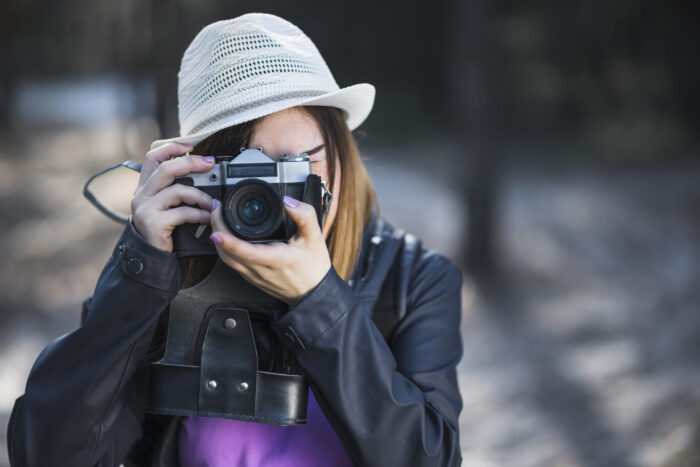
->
194;207;208;219
157;186;177;205
203;194;215;208
199;190;212;204
172;182;188;198
132;204;146;221
158;159;176;176
163;142;182;154
188;206;206;221
144;148;159;160
168;207;187;226
181;206;197;219
189;185;208;202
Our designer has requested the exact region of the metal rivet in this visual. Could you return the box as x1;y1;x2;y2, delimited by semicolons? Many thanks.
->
207;379;218;390
224;318;237;330
239;381;249;391
127;257;144;274
209;173;218;181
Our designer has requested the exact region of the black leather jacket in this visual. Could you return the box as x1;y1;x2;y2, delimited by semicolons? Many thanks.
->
8;217;463;466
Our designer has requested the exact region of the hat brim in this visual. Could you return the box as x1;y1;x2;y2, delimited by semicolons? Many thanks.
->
150;83;375;150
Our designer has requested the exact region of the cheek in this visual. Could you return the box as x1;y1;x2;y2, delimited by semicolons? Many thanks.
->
311;162;329;183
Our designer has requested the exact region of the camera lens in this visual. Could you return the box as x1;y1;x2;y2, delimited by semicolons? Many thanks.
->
223;180;282;240
241;198;265;225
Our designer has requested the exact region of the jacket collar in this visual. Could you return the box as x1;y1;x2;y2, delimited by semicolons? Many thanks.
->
349;215;404;297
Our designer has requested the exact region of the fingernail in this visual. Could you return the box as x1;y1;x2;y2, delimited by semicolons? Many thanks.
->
211;199;219;211
283;196;299;208
203;156;215;163
210;233;223;245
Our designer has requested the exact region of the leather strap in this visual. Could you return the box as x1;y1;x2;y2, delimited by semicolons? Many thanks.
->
148;364;307;425
148;306;307;425
198;307;258;416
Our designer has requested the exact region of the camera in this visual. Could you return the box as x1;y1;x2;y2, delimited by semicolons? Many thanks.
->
172;148;331;257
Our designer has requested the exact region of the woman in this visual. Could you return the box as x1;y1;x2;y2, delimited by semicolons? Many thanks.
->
8;13;463;466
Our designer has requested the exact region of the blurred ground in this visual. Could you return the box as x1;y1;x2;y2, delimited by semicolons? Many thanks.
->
456;164;700;467
1;123;699;466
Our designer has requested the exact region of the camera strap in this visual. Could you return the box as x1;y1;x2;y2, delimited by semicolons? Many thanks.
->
83;160;142;224
147;258;308;425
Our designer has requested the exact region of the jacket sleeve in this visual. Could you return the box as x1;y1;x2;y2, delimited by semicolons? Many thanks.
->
270;250;463;467
7;221;182;467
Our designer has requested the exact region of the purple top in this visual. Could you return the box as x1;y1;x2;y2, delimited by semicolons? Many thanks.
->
178;389;353;466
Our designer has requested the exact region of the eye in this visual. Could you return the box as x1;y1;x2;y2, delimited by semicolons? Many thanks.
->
308;149;326;162
306;144;325;156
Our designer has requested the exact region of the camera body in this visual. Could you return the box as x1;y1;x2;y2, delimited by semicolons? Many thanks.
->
172;148;325;257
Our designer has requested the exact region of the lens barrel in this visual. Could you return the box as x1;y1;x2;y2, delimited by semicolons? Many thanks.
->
223;180;283;240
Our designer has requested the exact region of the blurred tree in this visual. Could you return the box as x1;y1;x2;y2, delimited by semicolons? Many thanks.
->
1;0;697;272
150;0;184;137
449;0;500;274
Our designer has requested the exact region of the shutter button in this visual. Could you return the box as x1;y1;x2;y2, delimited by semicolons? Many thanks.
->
127;257;144;275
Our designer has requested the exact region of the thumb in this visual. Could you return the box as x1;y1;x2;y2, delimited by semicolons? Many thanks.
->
283;196;321;241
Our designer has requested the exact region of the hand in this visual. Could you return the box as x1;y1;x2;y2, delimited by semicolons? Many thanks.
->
130;142;216;252
209;196;332;305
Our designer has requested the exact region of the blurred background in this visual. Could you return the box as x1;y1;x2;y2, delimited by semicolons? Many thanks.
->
1;1;699;466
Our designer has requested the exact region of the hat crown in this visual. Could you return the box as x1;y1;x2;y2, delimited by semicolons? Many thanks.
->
177;13;339;137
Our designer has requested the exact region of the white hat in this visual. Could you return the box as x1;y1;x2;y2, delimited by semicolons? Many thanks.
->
150;13;375;150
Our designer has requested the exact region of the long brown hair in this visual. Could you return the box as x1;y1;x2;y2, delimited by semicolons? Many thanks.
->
181;106;377;288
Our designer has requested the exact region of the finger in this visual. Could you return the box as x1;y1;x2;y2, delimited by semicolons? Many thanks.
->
209;203;281;265
217;250;257;277
139;142;194;189
151;183;215;211
214;253;277;297
282;196;322;243
141;154;216;197
159;205;212;229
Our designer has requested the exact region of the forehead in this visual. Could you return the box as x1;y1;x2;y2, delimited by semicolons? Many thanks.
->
250;108;323;159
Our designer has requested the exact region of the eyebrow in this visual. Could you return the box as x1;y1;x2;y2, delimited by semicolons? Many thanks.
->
304;144;325;155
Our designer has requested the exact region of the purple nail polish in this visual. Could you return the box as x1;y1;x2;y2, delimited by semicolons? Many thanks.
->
283;196;299;208
211;199;219;211
209;233;223;245
203;156;215;163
